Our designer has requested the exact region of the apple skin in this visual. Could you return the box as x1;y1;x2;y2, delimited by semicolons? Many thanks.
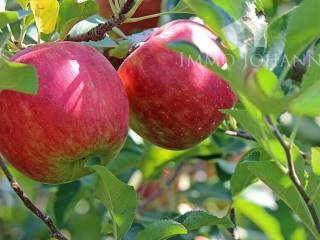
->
118;20;237;150
97;0;161;34
0;42;129;184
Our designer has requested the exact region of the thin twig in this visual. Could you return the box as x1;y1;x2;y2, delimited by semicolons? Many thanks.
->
138;163;184;214
224;130;309;159
225;130;256;141
228;207;239;240
0;157;67;240
265;115;320;233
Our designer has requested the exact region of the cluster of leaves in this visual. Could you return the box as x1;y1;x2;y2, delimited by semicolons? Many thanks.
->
1;0;320;240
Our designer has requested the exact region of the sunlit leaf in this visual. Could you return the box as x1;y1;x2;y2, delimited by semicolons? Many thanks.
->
285;0;320;62
176;211;233;230
90;165;137;239
235;198;285;240
311;148;320;176
0;11;19;29
0;58;38;94
230;148;260;196
29;0;59;34
136;220;188;240
57;0;98;39
247;161;320;238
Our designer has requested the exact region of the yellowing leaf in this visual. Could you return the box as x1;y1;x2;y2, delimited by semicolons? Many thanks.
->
29;0;59;34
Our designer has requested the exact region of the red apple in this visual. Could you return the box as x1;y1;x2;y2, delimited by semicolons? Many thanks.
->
97;0;161;34
0;42;129;183
138;181;161;199
118;20;237;150
137;169;171;199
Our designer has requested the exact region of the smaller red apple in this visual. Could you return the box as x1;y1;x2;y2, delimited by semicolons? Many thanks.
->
118;20;237;150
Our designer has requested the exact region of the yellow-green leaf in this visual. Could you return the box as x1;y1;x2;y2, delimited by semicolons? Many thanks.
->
311;148;320;176
29;0;59;34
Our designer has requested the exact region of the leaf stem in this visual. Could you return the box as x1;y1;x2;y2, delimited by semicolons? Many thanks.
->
0;157;67;240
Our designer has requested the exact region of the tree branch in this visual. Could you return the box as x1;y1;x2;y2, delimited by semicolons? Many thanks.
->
0;157;68;240
65;0;137;42
65;17;123;42
265;115;320;233
138;163;184;214
224;130;309;160
225;130;256;141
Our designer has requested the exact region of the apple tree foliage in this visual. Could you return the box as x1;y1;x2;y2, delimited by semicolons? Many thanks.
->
1;0;320;239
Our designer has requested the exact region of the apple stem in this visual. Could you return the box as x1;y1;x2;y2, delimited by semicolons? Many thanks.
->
0;157;68;240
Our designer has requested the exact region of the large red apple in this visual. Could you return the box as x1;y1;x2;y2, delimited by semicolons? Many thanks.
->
97;0;161;34
0;42;129;183
118;20;237;150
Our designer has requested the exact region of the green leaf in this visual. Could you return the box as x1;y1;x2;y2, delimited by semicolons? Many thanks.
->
242;67;290;114
301;44;320;90
230;148;260;196
256;67;283;98
0;11;19;29
311;148;320;176
82;37;117;49
0;58;38;95
235;198;285;240
109;40;130;59
136;220;188;240
171;1;192;13
0;32;9;52
57;0;98;39
290;44;320;116
214;0;247;19
176;211;233;230
54;181;81;227
90;165;137;240
265;11;292;70
247;161;320;238
101;219;114;235
290;86;320;116
285;0;320;62
306;174;320;217
107;149;142;175
182;0;233;48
